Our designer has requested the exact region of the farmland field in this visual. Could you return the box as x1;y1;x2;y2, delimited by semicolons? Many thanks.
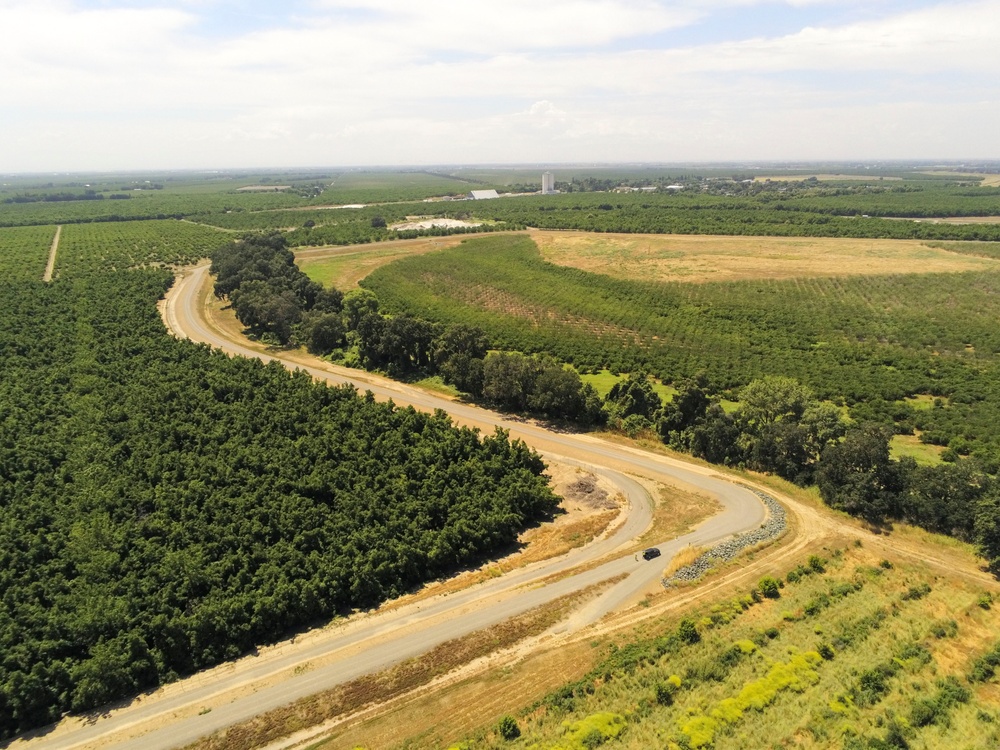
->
919;172;1000;187
754;173;904;182
56;219;230;273
359;233;1000;453
7;165;1000;747
901;216;1000;224
530;231;1000;284
317;170;490;203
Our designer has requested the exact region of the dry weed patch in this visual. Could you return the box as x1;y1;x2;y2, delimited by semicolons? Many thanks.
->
531;230;1000;284
663;546;708;578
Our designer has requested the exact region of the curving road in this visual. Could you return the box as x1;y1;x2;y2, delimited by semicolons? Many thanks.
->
18;262;772;750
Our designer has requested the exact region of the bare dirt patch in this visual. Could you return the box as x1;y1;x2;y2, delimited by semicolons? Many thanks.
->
42;225;60;282
236;185;291;192
390;217;483;231
561;470;615;510
891;215;1000;225
530;230;1000;284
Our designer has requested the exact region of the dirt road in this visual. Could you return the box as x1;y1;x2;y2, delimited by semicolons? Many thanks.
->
42;225;61;282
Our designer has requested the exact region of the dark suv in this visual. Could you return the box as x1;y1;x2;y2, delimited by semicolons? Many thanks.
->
642;547;661;560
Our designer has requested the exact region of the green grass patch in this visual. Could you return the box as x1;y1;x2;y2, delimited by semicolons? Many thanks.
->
903;394;943;411
890;434;945;466
578;369;677;402
410;375;461;397
299;244;438;290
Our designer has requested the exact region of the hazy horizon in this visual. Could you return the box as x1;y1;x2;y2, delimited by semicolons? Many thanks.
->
4;158;1000;181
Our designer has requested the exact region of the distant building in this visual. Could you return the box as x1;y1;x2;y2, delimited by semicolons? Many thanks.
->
541;172;555;194
469;189;499;200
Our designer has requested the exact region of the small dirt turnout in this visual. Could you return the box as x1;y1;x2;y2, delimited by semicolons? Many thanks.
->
42;225;61;282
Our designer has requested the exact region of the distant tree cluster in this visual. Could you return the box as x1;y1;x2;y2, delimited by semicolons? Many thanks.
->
2;190;114;204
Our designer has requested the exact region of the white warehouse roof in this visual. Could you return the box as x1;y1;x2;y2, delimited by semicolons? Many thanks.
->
469;189;499;200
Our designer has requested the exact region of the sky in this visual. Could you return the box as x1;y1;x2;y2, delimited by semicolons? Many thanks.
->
1;0;998;171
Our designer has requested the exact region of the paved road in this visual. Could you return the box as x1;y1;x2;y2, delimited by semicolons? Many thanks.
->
17;263;769;750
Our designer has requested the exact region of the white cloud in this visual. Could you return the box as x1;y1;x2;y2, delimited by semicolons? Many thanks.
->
686;1;1000;73
310;0;699;53
0;0;997;169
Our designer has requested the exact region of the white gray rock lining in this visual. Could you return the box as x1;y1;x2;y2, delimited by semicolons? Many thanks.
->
662;488;786;586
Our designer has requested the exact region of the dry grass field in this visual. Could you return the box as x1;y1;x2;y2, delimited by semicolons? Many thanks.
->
918;171;1000;187
530;231;1000;284
293;232;1000;292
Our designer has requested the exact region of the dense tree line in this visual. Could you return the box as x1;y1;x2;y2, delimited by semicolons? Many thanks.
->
475;199;1000;241
210;233;344;344
191;190;1000;248
0;267;557;738
0;191;307;228
611;373;1000;573
3;191;122;204
814;426;1000;573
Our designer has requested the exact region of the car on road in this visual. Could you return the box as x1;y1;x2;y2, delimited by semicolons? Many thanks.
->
642;547;661;560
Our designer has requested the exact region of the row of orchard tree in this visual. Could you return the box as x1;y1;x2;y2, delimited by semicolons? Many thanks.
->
0;258;557;738
360;236;1000;453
